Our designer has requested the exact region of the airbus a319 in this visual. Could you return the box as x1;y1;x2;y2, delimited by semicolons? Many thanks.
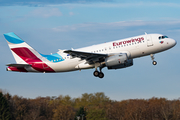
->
4;32;176;78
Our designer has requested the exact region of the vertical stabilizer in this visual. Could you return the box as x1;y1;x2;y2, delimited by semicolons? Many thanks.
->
4;32;56;72
4;32;42;64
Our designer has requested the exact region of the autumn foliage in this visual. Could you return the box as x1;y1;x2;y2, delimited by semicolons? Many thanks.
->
1;90;180;120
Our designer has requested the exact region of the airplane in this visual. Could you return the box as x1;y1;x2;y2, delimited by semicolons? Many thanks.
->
4;32;176;78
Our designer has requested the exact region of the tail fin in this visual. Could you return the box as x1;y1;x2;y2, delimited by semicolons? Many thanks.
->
4;32;42;64
4;32;61;72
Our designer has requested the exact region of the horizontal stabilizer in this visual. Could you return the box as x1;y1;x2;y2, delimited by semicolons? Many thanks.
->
6;64;31;68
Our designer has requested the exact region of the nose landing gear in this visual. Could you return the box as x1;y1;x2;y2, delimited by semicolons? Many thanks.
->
150;54;157;65
152;61;157;65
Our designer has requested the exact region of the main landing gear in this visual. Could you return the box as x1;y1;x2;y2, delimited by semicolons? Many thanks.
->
93;65;105;78
93;71;104;78
150;54;157;65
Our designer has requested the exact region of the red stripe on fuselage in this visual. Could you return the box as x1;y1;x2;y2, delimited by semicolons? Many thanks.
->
11;47;55;72
8;66;28;72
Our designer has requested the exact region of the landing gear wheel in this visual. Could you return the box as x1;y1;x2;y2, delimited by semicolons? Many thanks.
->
152;61;157;65
93;71;99;77
98;72;104;78
150;54;157;66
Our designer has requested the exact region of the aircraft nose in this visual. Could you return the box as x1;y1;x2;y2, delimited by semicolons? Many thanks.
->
171;39;177;47
167;38;177;47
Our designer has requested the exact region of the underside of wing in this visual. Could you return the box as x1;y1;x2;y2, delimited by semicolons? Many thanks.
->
64;50;108;63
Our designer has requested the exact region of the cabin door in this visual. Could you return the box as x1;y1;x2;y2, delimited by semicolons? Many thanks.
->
146;35;153;47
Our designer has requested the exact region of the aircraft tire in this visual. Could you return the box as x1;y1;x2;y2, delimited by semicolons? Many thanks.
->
98;72;104;78
153;61;157;65
93;71;99;77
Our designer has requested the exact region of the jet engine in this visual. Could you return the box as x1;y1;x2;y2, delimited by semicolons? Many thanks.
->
105;53;133;69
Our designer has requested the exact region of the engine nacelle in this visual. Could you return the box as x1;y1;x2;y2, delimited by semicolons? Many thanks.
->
105;53;133;69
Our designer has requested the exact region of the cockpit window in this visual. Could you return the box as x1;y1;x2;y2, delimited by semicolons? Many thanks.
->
159;36;168;40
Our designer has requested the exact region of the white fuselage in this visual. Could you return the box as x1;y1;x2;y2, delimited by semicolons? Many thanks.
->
46;34;176;72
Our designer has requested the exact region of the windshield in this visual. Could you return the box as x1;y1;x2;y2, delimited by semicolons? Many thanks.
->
159;36;168;40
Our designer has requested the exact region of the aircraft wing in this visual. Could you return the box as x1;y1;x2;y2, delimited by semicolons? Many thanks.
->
6;64;31;68
64;50;108;63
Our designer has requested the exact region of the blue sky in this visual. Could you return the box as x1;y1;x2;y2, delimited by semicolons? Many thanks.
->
0;0;180;100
